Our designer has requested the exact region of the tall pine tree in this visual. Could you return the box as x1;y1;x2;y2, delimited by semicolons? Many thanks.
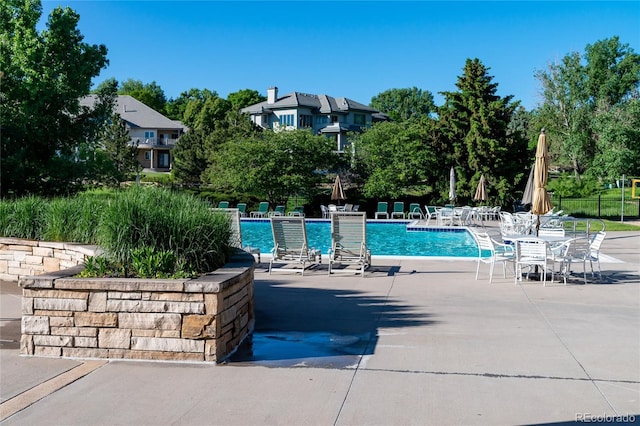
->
438;58;528;205
100;113;140;181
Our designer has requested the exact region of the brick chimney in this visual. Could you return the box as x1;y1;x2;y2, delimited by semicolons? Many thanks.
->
267;86;278;104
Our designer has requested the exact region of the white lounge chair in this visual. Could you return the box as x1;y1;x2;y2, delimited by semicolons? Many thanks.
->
212;208;260;263
269;217;320;275
328;212;371;276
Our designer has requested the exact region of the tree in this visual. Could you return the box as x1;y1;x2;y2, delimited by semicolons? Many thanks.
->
535;36;640;177
100;112;141;181
1;0;109;197
370;87;436;121
227;89;265;111
438;58;527;205
351;120;438;199
209;130;338;206
171;129;208;185
165;88;217;121
117;78;167;114
589;99;640;181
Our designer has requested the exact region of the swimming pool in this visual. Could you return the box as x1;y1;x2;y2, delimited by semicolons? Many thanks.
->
240;219;478;258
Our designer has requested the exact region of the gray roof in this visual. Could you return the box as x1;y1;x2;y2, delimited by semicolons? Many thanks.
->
241;91;379;115
80;95;184;130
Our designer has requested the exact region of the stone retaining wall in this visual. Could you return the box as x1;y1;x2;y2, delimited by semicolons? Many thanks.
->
0;237;98;282
5;236;255;363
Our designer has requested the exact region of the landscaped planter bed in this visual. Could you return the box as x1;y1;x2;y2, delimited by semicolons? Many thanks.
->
7;238;255;364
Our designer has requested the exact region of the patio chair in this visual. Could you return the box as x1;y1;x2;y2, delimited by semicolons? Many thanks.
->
250;202;269;218
212;208;260;263
236;203;247;217
551;236;590;285
391;201;405;219
269;217;320;275
288;206;305;217
375;201;389;219
437;207;454;226
514;237;550;286
424;206;438;225
329;212;371;276
320;205;330;219
408;203;424;220
471;231;515;283
269;205;286;217
217;201;229;209
587;231;606;279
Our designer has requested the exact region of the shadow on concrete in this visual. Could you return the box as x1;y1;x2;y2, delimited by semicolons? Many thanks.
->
228;279;437;368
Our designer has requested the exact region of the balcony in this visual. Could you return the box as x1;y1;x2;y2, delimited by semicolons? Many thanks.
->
131;137;177;148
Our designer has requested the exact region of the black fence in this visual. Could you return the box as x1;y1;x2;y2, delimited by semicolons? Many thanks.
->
555;195;640;219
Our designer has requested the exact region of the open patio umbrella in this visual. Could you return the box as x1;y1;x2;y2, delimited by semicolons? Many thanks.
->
532;129;553;232
448;167;457;203
473;174;488;202
331;175;346;204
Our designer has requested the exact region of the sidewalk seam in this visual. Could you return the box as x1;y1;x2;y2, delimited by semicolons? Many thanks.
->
0;360;107;422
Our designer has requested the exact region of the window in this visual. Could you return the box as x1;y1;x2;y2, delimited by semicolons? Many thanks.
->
331;115;339;123
354;113;366;125
279;114;294;126
316;116;328;125
299;114;312;127
145;152;150;160
144;131;155;139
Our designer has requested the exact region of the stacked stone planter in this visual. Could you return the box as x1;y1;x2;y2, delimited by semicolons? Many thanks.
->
6;237;255;364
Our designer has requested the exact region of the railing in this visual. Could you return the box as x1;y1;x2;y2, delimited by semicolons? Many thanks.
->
130;138;177;147
556;195;640;219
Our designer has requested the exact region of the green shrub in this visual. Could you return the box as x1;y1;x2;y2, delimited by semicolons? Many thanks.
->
547;174;601;198
0;186;234;277
96;186;233;276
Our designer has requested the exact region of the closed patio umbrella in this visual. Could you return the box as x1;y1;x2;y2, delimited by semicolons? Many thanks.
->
448;167;457;203
331;175;346;203
521;165;535;207
473;174;487;202
532;129;553;234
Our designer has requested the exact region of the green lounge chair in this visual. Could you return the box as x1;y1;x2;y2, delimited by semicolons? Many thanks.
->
391;201;405;219
250;202;269;218
408;203;424;220
374;201;388;219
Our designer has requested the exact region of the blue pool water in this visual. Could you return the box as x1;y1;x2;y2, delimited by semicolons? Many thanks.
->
241;219;478;257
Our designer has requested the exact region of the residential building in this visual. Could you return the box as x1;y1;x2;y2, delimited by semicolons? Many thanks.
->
241;87;388;152
81;95;185;171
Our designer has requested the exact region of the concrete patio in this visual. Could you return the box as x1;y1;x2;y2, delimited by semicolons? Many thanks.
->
1;230;638;425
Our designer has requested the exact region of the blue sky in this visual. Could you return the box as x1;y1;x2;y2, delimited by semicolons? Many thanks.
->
40;1;639;110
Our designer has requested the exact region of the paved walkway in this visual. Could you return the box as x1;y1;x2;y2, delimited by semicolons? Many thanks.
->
1;230;639;425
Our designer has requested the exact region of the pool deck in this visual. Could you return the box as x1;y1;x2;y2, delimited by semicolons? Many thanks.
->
1;223;639;425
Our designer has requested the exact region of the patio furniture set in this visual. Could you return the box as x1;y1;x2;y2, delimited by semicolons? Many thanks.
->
472;213;607;286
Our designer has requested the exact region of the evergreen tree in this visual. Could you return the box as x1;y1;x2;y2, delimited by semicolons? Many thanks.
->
438;58;528;204
100;113;140;181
